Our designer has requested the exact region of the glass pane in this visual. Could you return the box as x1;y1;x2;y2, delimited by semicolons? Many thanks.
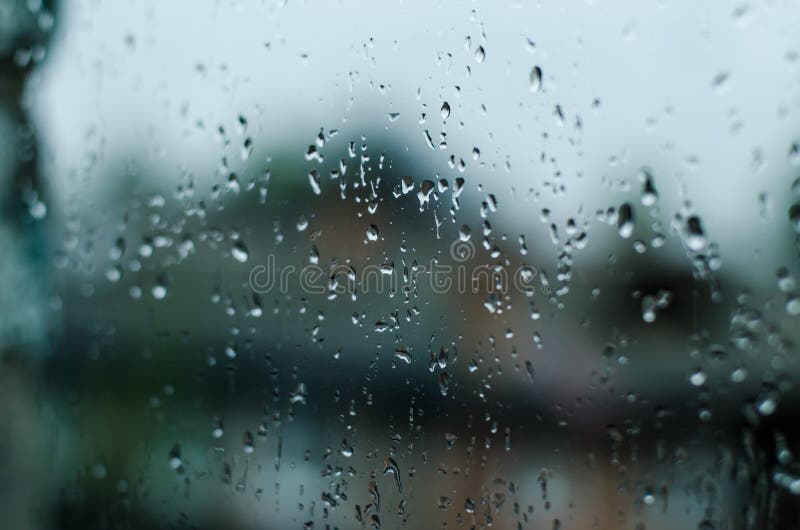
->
2;1;800;528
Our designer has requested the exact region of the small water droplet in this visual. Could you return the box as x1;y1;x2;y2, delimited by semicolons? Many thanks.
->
640;169;658;206
474;45;485;63
786;295;800;316
777;267;796;292
152;279;168;300
757;395;778;416
730;367;747;383
789;203;800;233
168;444;182;469
711;71;730;92
685;215;707;251
308;170;321;195
212;417;224;439
231;241;249;263
617;203;634;238
366;225;380;241
529;66;542;93
689;369;707;387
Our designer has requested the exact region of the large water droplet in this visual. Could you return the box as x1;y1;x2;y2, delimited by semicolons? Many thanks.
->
308;170;321;195
617;202;634;238
366;225;380;241
231;241;249;263
685;215;707;251
640;170;659;206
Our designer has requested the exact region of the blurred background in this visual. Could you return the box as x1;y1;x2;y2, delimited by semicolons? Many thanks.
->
2;0;800;528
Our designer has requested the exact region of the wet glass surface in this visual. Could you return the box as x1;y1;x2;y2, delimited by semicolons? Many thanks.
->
2;1;800;529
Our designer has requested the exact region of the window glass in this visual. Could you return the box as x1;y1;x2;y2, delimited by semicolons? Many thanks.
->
2;1;800;528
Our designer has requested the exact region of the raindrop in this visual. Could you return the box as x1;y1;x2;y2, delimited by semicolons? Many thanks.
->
168;444;182;469
791;142;800;165
401;176;415;194
439;372;451;396
417;180;435;208
367;225;380;241
685;215;707;251
383;457;403;493
777;267;796;292
640;170;658;206
240;137;253;160
441;101;451;119
212;417;224;439
474;45;485;63
152;278;168;300
773;470;800;495
529;66;542;93
689;369;707;387
243;431;255;454
786;295;800;316
394;347;412;364
308;170;322;195
731;367;747;383
465;498;475;513
757;395;777;416
711;71;730;91
789;203;800;233
231;241;249;263
617;202;634;238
